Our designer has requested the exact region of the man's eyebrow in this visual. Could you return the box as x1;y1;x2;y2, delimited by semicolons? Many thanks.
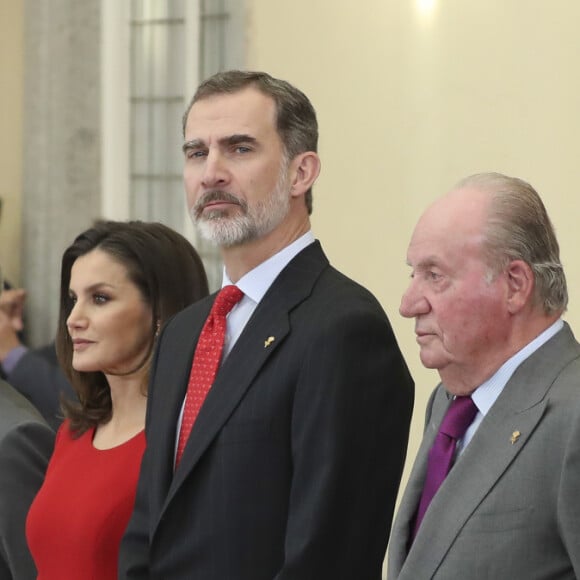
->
182;134;257;153
418;257;438;268
182;139;204;153
223;134;257;146
406;256;439;269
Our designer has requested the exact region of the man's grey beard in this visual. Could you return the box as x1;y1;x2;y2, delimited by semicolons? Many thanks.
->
189;167;291;248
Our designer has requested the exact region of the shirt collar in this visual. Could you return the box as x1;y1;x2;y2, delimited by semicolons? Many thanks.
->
471;318;564;415
222;231;315;305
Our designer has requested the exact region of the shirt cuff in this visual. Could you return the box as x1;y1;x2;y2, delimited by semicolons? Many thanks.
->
3;345;29;375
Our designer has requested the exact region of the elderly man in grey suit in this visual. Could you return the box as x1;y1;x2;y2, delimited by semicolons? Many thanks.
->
388;172;580;579
0;378;55;579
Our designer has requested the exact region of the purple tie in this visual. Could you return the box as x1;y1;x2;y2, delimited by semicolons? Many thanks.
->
412;395;477;540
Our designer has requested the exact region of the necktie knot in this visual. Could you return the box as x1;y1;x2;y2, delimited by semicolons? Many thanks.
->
439;396;478;440
212;285;244;317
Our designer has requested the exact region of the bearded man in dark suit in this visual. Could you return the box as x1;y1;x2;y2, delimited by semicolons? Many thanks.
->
120;70;414;580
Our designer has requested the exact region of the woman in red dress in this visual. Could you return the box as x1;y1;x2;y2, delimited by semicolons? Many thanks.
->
26;221;208;579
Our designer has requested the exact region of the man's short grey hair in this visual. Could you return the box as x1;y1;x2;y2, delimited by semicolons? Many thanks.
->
456;172;568;315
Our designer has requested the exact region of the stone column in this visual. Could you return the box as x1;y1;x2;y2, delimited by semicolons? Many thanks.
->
22;0;101;346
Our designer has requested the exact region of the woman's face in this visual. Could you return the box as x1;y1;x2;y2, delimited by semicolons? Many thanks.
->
66;248;153;376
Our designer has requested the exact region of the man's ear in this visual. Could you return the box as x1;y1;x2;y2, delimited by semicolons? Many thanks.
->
288;152;321;199
506;260;534;313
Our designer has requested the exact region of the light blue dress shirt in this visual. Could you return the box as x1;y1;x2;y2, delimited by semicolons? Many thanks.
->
174;231;316;458
457;318;564;454
221;230;315;358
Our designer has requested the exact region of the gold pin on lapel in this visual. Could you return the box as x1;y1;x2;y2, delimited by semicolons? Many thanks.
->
510;430;521;445
264;336;275;348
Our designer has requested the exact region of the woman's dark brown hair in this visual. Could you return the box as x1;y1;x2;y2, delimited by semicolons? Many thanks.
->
56;220;209;435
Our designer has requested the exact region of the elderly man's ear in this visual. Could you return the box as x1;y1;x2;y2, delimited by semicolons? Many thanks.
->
505;260;534;314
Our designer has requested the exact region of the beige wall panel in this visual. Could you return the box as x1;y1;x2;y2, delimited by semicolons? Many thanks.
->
0;0;24;284
246;0;580;553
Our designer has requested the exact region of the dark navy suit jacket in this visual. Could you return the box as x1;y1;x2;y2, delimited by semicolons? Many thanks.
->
120;242;414;579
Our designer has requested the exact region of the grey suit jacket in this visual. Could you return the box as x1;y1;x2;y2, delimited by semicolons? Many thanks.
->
6;343;75;429
0;379;55;580
388;322;580;580
120;241;414;580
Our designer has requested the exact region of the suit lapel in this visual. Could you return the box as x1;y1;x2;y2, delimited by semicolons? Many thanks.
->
160;242;329;516
388;390;448;574
404;397;547;578
398;324;579;579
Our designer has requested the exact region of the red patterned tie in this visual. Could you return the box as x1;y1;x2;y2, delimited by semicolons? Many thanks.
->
175;285;244;468
411;395;477;540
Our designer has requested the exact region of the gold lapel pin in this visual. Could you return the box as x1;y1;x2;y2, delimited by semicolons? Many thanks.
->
510;430;521;445
264;336;275;348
